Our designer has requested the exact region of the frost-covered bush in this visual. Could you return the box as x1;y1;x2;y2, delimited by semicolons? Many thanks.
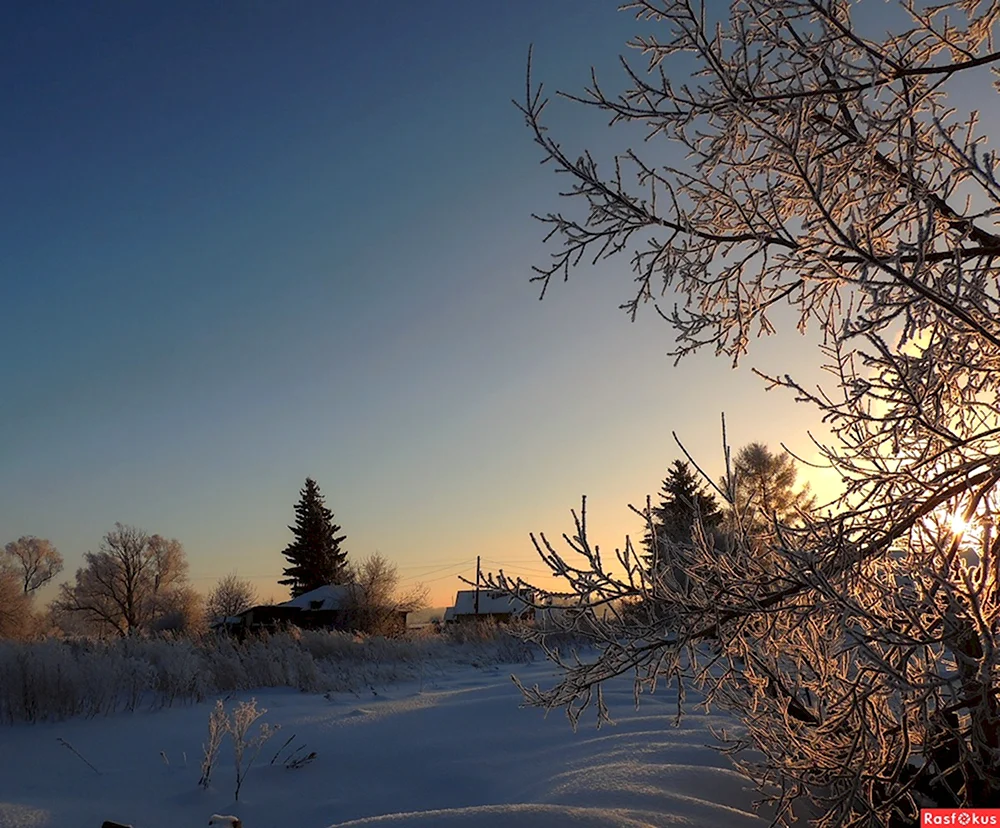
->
0;641;74;724
240;635;319;691
291;628;360;662
442;619;536;665
141;636;210;707
442;618;504;645
201;636;245;692
0;627;541;724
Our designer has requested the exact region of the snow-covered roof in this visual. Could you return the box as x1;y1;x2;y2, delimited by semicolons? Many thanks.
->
446;589;533;618
279;583;361;611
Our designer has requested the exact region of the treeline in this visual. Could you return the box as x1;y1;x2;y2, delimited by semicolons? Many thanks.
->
1;476;424;641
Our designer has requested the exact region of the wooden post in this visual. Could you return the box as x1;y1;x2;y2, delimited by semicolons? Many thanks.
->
474;555;481;615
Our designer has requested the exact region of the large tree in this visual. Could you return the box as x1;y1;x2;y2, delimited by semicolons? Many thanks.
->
279;477;348;597
485;2;1000;823
2;535;63;594
55;523;191;637
641;459;721;574
727;442;815;534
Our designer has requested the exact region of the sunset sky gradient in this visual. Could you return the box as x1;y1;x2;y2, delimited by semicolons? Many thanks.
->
2;1;841;606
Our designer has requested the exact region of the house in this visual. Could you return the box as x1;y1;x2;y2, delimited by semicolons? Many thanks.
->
280;583;361;627
282;583;357;611
216;583;405;638
443;588;535;624
218;603;299;637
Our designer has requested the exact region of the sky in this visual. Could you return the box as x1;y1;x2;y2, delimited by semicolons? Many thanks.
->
1;1;843;608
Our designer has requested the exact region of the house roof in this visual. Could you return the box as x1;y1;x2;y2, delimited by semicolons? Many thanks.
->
446;589;533;618
279;584;361;611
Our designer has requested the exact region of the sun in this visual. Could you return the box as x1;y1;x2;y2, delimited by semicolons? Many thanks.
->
950;513;970;535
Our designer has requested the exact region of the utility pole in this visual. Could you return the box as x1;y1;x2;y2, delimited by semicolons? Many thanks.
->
474;555;481;615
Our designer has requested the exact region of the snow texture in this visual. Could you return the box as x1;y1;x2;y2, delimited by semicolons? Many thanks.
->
0;661;771;828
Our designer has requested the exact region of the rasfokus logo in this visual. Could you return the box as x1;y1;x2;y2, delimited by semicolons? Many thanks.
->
921;810;1000;825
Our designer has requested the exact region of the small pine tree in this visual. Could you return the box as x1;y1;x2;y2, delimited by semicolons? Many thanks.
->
278;478;348;597
643;460;721;576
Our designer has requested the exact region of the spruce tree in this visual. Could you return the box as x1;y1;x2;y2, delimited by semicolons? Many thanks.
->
643;460;721;576
279;478;349;597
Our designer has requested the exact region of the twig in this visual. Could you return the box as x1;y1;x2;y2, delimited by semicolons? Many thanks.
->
57;738;101;775
269;733;295;766
286;750;317;770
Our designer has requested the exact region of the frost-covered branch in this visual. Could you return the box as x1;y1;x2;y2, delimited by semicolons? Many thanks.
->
508;1;1000;823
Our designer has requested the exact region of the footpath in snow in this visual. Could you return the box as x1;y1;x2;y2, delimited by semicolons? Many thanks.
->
0;660;771;828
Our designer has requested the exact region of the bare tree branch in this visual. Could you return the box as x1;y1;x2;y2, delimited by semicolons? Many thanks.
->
501;1;1000;823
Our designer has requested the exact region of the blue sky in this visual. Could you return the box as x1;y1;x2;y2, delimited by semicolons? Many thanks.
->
1;1;836;606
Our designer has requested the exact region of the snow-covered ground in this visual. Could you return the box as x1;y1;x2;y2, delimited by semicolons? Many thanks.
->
0;660;771;828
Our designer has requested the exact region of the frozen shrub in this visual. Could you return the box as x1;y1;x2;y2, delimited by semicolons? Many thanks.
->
443;618;503;644
197;697;277;800
144;637;209;706
228;698;277;801
295;628;359;662
0;624;543;724
198;700;226;789
201;635;246;692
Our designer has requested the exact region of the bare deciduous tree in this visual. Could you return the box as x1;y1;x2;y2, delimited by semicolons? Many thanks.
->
0;569;37;640
2;536;63;594
206;572;258;621
493;2;1000;823
343;552;428;636
55;523;193;637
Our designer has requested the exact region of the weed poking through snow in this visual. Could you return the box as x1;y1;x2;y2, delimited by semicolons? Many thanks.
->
198;700;227;789
198;697;278;800
228;698;277;801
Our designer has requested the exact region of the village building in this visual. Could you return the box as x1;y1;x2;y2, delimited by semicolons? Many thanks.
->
442;588;535;624
215;583;406;637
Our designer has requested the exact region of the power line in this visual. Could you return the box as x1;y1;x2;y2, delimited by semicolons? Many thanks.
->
397;559;474;576
398;561;475;583
419;568;474;585
483;555;542;564
481;560;555;577
484;559;552;572
188;573;276;582
482;559;552;570
397;559;476;571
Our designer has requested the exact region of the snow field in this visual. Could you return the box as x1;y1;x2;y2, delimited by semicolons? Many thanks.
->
0;659;772;828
